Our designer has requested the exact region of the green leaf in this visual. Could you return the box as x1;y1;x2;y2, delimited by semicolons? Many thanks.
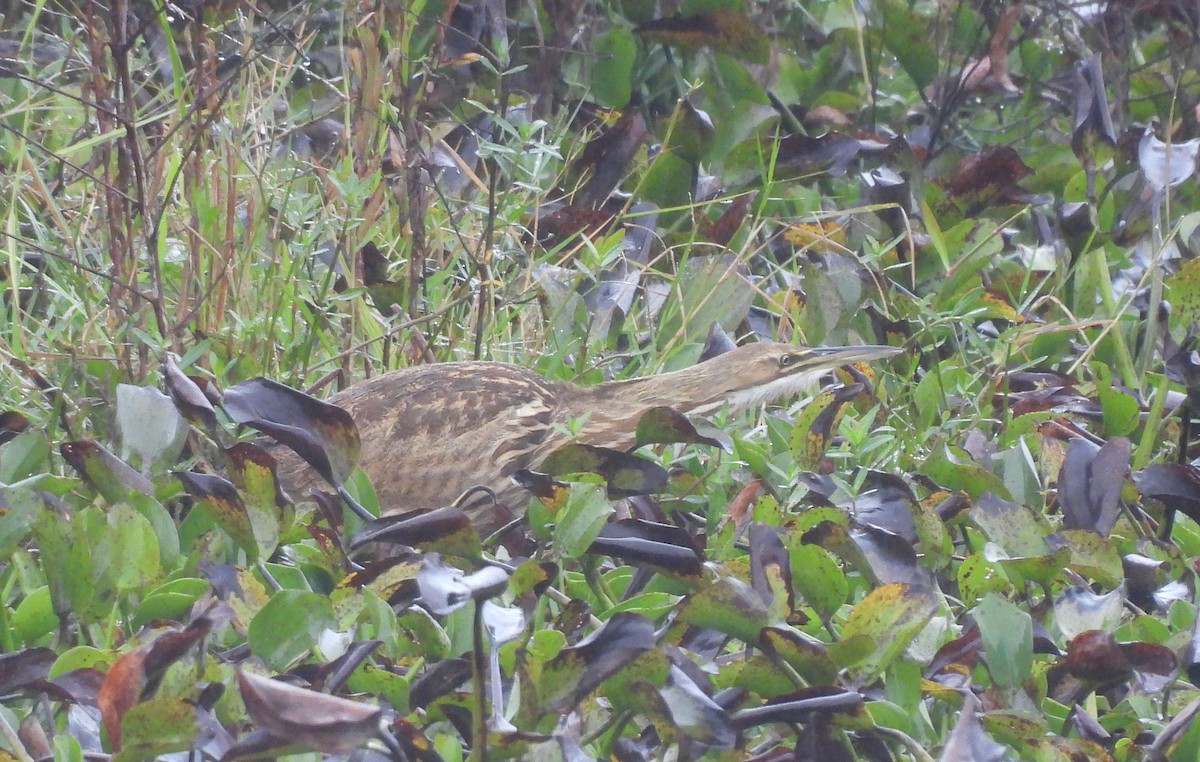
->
114;698;196;762
879;0;938;89
592;27;636;108
248;590;336;670
675;575;769;642
786;543;848;619
831;583;938;685
974;593;1032;691
553;481;615;558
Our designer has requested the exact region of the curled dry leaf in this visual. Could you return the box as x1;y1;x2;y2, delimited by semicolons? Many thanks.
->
236;669;381;756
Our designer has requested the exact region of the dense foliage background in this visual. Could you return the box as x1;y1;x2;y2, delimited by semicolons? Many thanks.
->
3;0;1200;759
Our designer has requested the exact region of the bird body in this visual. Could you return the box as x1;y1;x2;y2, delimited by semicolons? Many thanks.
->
277;342;900;518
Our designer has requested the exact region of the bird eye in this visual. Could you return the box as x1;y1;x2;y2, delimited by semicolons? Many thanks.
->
778;354;796;369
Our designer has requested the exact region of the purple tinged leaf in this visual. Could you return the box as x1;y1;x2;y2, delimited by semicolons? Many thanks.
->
236;670;381;756
222;378;359;488
1133;463;1200;523
1058;437;1128;535
161;354;217;428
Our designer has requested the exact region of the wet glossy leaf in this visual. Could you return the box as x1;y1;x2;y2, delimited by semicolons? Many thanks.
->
1165;257;1200;330
1134;463;1200;523
1053;586;1125;641
416;555;509;615
786;542;847;620
758;627;838;685
970;492;1052;557
116;697;197;762
925;445;1010;500
731;686;865;728
226;443;288;559
161;354;218;428
590;518;704;578
879;0;937;89
98;619;211;749
554;481;615;559
1046;530;1123;587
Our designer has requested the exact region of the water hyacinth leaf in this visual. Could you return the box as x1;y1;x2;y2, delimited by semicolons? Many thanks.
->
247;591;335;670
117;697;197;761
590;518;705;579
237;669;381;755
659;664;736;748
222;378;360;488
541;443;668;497
633;406;725;451
848;523;929;587
226;443;289;559
601;648;670;715
974;593;1033;691
351;507;481;560
160;354;217;428
830;583;938;685
60;440;154;502
1070;55;1118;159
1046;530;1123;587
1133;463;1200;524
758;627;838;685
635;9;769;64
986;542;1072;588
925;444;1010;500
102;502;163;594
790;385;861;469
177;471;259;561
0;429;49;485
786;542;848;620
98;618;212;750
1165;257;1200;330
731;686;865;728
940;693;1008;762
554;481;615;559
1057;436;1129;537
675;575;770;643
1096;379;1139;438
115;384;188;472
0;486;42;557
749;523;793;622
531;612;656;718
970;492;1053;557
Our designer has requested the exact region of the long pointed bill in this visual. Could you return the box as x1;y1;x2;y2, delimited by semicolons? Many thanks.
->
799;344;903;368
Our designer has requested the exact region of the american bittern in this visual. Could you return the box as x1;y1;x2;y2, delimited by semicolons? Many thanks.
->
277;342;900;520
